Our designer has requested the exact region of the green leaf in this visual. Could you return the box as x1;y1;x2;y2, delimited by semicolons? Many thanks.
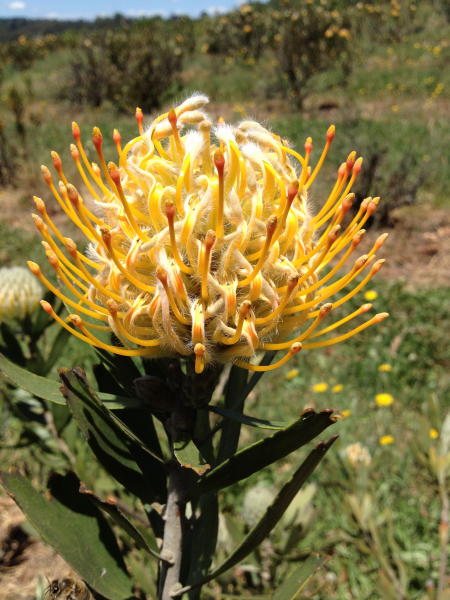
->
58;366;160;504
188;409;340;499
93;361;130;398
79;482;166;561
216;366;248;466
0;354;143;409
42;325;73;376
95;348;142;398
176;436;337;596
127;556;157;599
0;323;26;366
186;493;219;600
0;469;134;600
174;432;211;476
207;405;288;430
271;553;327;600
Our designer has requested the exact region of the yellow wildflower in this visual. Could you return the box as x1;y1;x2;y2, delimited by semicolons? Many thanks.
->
378;364;392;372
313;383;328;393
341;409;351;418
332;384;343;392
286;369;299;381
364;290;378;301
376;393;394;406
379;435;394;445
430;428;439;439
28;95;389;376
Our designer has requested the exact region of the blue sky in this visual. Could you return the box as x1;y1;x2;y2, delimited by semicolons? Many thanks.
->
0;0;237;19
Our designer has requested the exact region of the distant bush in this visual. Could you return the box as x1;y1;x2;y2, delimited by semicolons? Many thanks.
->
273;3;352;107
0;34;59;70
62;21;189;112
204;4;276;61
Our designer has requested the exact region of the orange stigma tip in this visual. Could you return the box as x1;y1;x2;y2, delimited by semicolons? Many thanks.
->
156;266;167;283
100;226;111;240
306;167;311;180
326;125;335;141
338;163;346;177
92;163;101;177
267;214;278;234
320;303;333;316
46;250;58;268
367;198;379;216
113;129;121;143
107;299;118;315
213;148;225;170
353;157;363;174
168;108;177;125
287;180;299;202
70;315;83;327
194;343;206;356
375;312;389;322
92;127;103;150
51;151;62;168
346;152;356;171
40;300;52;313
373;259;385;273
64;237;77;256
329;224;341;242
205;229;216;249
33;197;45;213
28;262;40;275
287;274;299;290
361;303;372;312
218;117;225;126
66;184;79;206
290;342;302;354
165;200;176;219
240;300;252;316
70;144;80;159
108;163;121;185
305;137;313;152
72;122;80;140
41;165;52;183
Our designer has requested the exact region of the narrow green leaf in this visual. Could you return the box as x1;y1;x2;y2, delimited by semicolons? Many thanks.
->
188;409;340;499
271;553;327;600
59;366;159;504
186;493;219;600
79;482;166;561
42;325;72;375
127;556;157;599
207;405;288;430
93;361;130;398
0;323;26;366
204;352;276;444
0;469;134;600
174;432;211;476
95;348;142;398
176;435;337;596
0;354;143;408
216;366;248;466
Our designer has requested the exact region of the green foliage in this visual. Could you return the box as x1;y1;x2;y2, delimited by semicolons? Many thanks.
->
62;21;190;112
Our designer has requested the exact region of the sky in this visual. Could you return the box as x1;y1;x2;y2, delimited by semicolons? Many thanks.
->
0;0;237;20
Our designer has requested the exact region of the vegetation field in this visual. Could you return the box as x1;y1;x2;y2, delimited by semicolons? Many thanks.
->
1;1;450;599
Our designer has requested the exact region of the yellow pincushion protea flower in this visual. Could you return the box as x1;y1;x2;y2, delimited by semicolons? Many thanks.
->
28;94;389;374
0;266;42;323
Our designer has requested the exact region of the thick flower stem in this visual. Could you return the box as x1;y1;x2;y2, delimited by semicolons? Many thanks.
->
159;462;189;600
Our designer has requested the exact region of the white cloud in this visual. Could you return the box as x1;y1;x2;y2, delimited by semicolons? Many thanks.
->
9;1;26;9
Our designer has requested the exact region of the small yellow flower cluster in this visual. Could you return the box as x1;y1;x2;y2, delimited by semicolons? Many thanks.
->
28;95;389;374
376;393;394;406
379;435;394;446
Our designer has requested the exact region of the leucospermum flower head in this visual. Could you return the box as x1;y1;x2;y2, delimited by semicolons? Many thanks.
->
29;94;389;375
0;266;42;323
